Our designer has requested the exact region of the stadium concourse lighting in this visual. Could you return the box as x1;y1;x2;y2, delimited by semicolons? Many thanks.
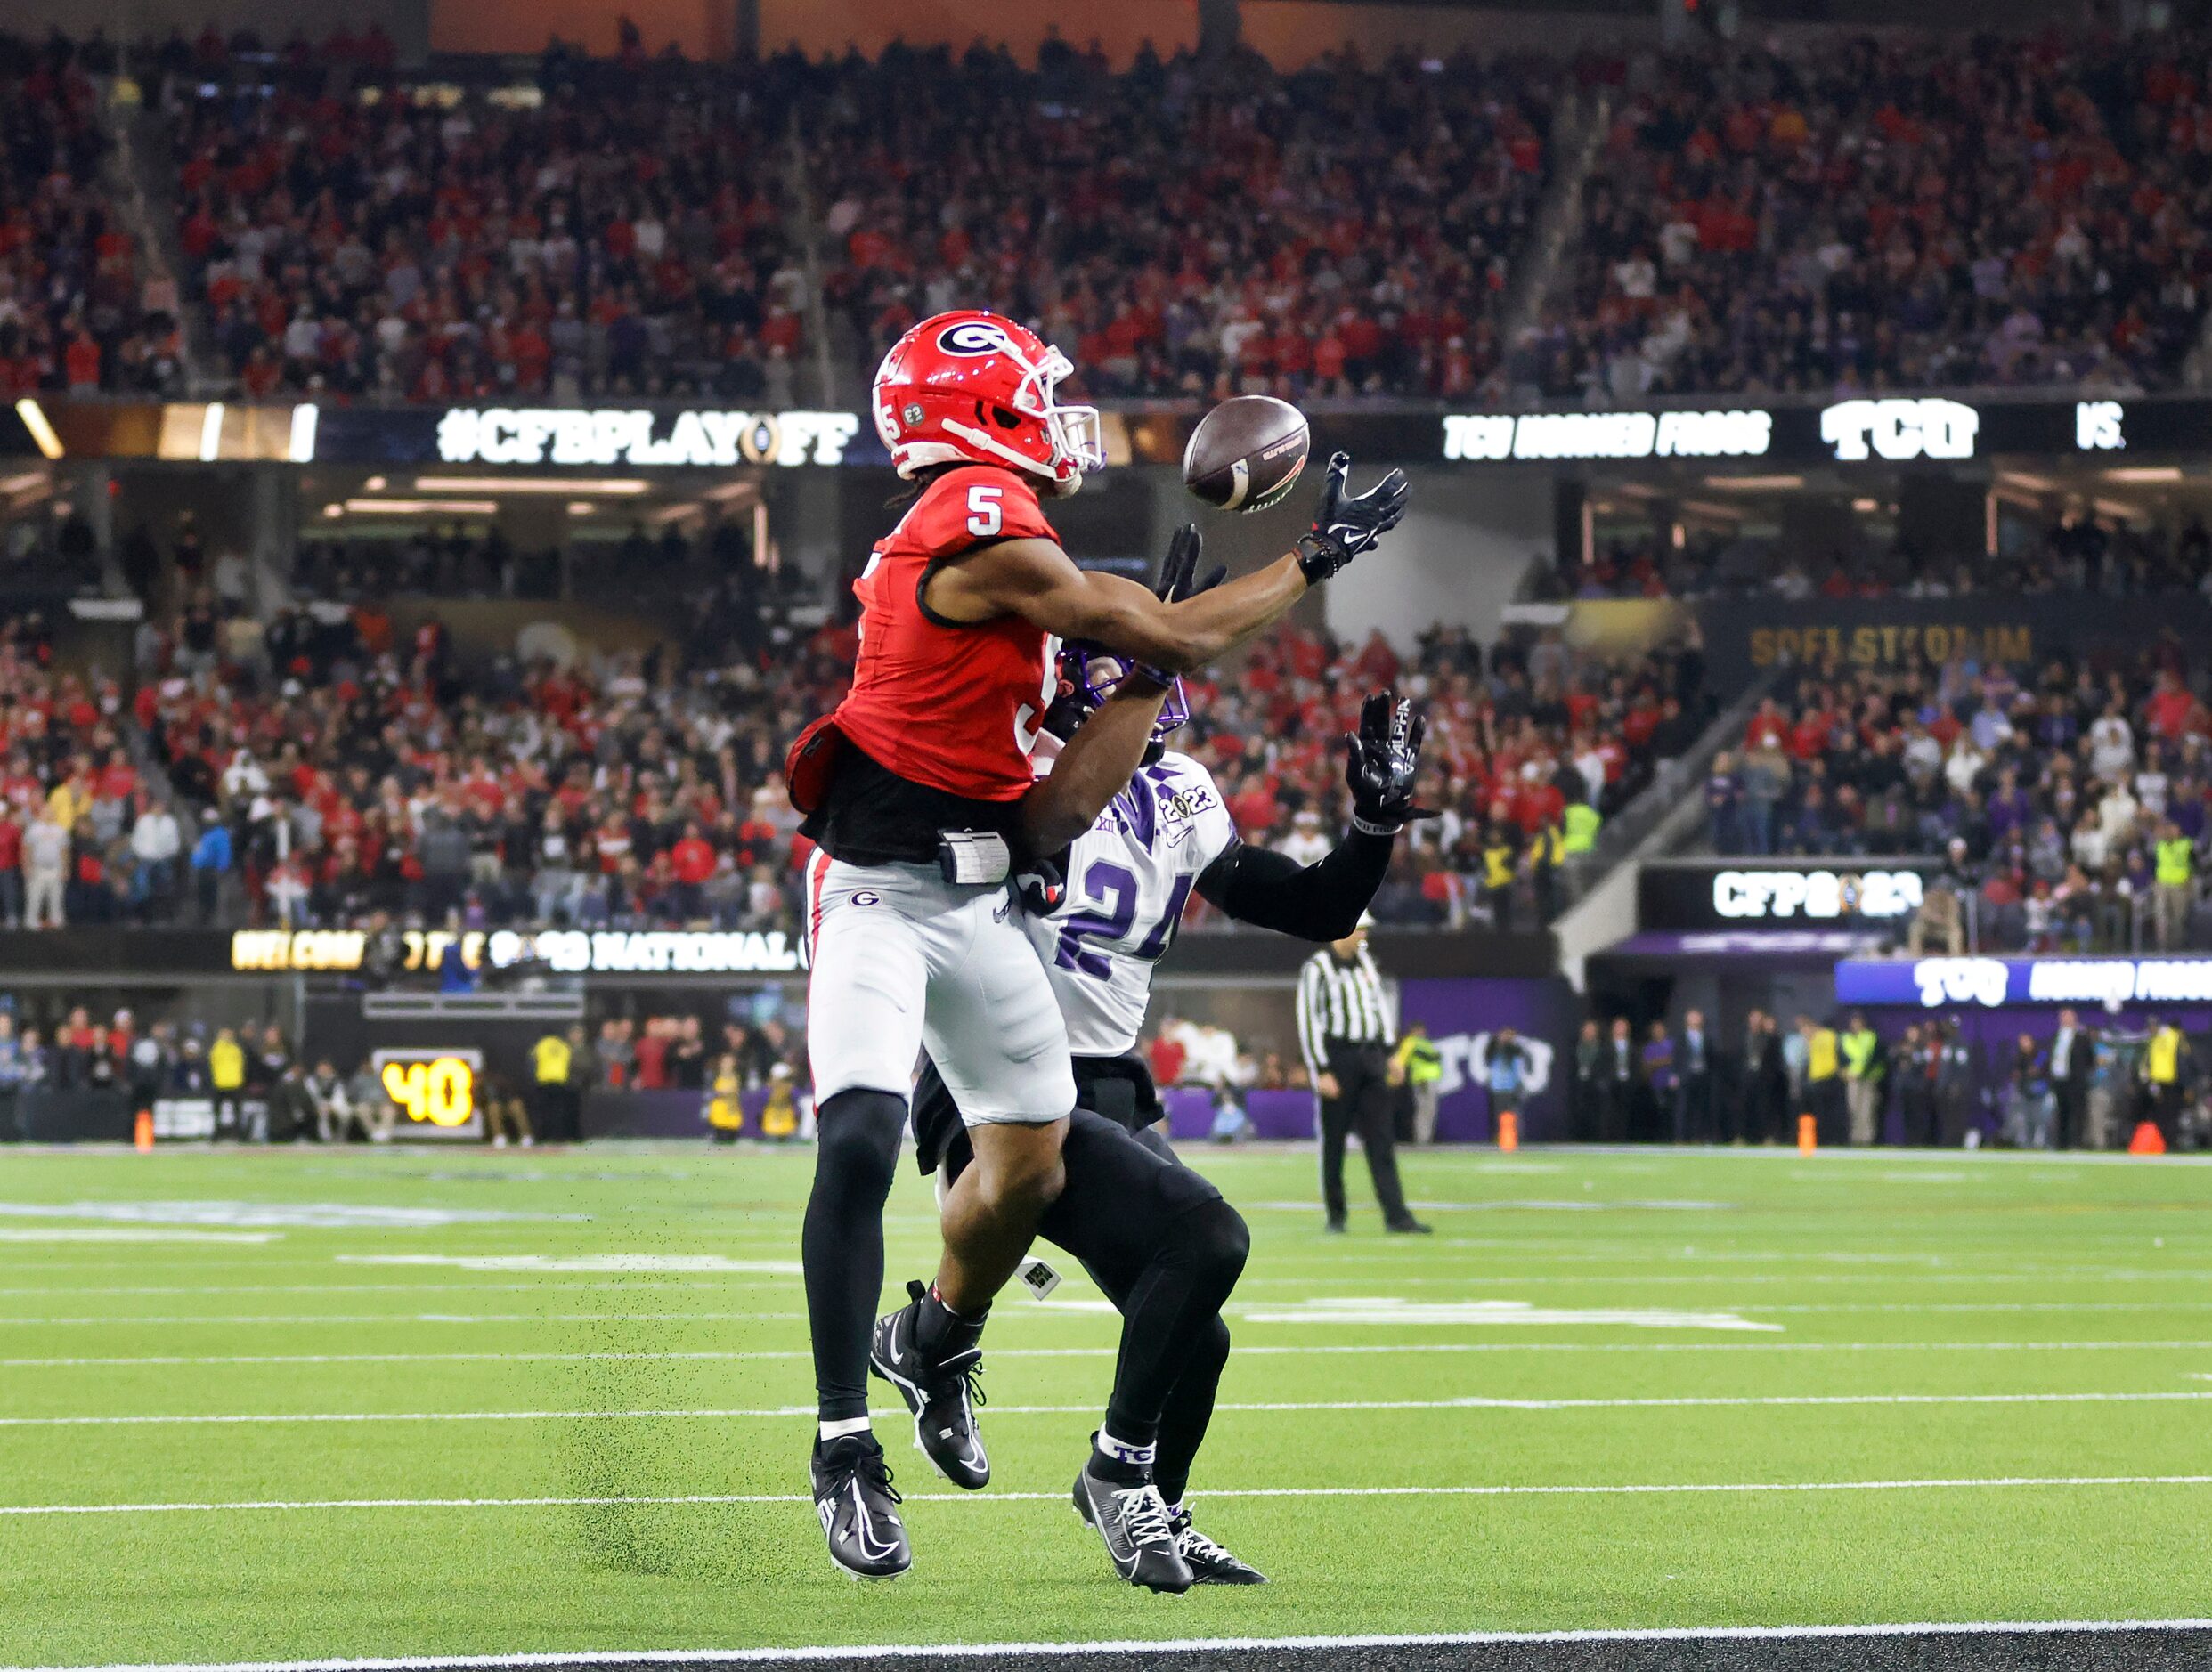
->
13;398;61;459
412;475;649;495
1703;475;1803;491
342;498;498;515
2102;466;2184;483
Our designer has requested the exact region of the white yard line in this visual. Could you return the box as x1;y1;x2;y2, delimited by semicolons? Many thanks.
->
7;1389;2212;1428
4;1474;2209;1519
16;1297;2212;1328
6;1338;2208;1369
16;1620;2212;1672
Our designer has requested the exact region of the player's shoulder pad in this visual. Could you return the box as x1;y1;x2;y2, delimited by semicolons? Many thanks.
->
907;464;1058;556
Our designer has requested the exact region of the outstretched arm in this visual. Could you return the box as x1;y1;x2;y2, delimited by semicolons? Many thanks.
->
1197;829;1395;941
1196;689;1432;940
929;454;1408;675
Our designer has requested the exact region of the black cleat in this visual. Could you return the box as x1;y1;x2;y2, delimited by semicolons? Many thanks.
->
1169;1502;1268;1585
1072;1450;1192;1594
809;1433;909;1580
1387;1218;1435;1235
870;1279;989;1490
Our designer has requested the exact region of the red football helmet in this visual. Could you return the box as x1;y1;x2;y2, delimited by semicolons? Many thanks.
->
872;310;1103;491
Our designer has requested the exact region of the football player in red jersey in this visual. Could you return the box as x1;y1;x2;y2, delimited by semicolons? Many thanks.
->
792;310;1406;1579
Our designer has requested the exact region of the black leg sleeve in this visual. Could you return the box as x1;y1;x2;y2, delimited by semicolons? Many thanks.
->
1155;1317;1230;1507
802;1087;907;1423
1036;1110;1249;1451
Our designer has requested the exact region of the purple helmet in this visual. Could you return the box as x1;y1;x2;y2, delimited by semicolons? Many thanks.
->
1047;641;1189;747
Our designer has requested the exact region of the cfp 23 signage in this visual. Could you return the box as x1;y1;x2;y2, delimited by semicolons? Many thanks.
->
435;406;861;468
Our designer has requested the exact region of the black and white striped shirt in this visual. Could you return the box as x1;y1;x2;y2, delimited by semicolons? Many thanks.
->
1297;946;1393;1072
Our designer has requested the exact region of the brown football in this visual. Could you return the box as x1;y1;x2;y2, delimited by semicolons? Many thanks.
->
1181;395;1311;512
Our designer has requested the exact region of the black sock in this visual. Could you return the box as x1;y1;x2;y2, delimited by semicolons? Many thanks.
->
915;1285;987;1361
802;1089;907;1423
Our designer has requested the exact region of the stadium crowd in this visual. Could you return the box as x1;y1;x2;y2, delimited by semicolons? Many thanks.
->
20;23;2212;405
1703;639;2212;952
1531;33;2212;402
163;43;811;401
810;39;1553;402
0;545;1704;935
0;33;186;397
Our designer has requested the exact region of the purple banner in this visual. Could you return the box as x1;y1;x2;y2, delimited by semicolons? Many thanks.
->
1396;977;1581;1142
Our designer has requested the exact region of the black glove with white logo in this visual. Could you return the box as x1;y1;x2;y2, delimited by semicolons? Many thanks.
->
1297;452;1411;583
1345;693;1433;836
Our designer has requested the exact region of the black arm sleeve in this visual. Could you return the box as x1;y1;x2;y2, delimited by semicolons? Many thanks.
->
1194;828;1395;942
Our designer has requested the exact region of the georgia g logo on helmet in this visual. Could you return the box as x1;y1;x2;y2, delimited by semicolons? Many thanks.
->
937;320;1017;357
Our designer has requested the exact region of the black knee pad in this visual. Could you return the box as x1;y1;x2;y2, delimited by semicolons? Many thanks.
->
813;1088;906;1202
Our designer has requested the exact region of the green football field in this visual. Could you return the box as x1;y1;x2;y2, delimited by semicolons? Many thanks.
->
2;1140;2210;1667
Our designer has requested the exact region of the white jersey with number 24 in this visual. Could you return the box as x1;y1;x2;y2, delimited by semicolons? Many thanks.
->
1024;750;1239;1057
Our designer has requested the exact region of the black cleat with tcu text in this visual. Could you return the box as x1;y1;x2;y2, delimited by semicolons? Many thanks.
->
809;1433;910;1580
870;1279;990;1490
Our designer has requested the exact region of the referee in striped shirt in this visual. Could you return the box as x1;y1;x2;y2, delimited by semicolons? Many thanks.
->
1297;917;1429;1234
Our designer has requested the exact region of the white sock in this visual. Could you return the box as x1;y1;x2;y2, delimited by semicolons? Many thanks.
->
819;1416;872;1442
1095;1426;1157;1469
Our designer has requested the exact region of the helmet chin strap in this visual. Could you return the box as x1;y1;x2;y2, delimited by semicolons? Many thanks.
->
939;416;1066;482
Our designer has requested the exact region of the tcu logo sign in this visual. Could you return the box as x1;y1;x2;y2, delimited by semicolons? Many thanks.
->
1427;1032;1556;1099
1819;398;1980;463
1911;958;2010;1009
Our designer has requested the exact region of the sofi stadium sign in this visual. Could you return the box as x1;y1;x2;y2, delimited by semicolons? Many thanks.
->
1834;956;2212;1010
434;407;862;467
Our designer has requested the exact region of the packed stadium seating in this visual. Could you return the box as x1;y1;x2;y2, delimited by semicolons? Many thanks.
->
1704;645;2212;952
164;45;810;400
1534;34;2212;401
0;578;1696;937
0;33;185;396
809;40;1554;402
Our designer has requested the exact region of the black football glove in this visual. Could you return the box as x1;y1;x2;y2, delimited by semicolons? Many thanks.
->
1126;523;1227;690
1297;452;1410;584
1345;692;1434;836
1014;854;1067;916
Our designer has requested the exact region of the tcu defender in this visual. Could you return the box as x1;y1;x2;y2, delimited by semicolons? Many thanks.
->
789;309;1407;1579
900;609;1429;1592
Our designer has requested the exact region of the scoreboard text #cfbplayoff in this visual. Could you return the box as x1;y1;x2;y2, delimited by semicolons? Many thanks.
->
228;929;805;975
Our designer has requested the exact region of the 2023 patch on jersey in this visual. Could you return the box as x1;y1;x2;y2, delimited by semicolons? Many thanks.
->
1027;751;1237;1056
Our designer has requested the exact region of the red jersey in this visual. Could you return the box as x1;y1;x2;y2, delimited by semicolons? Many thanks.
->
827;467;1060;803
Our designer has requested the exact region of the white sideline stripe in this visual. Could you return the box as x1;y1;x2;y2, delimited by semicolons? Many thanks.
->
20;1298;2212;1329
6;1474;2210;1519
10;1390;2212;1427
16;1622;2212;1672
0;1312;812;1327
0;1281;798;1299
9;1339;2212;1368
